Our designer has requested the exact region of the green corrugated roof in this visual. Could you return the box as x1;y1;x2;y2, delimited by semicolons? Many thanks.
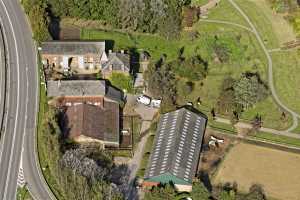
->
145;172;191;185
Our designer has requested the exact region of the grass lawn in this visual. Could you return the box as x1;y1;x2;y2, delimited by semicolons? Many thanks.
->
235;0;295;49
241;97;293;130
292;124;300;134
108;72;134;93
253;131;300;148
136;134;155;178
272;50;300;116
17;187;33;200
206;0;249;27
214;142;300;200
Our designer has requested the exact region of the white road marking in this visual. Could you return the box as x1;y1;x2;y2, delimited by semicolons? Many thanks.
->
0;0;21;199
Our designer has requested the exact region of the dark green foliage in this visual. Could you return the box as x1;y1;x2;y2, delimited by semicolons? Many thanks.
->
144;184;178;200
24;0;184;40
216;77;236;115
172;55;208;81
213;183;267;200
177;80;194;100
216;73;268;121
22;0;50;42
144;182;210;200
145;58;177;112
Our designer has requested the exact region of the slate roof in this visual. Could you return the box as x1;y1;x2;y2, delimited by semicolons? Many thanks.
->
41;41;106;55
144;108;207;185
63;102;119;144
47;80;123;102
102;52;130;71
47;80;106;97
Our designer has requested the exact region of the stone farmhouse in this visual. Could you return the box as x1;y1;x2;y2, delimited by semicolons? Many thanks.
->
40;41;130;76
143;107;207;192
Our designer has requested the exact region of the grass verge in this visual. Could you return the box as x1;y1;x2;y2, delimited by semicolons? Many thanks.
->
136;134;155;178
16;187;33;200
253;131;300;148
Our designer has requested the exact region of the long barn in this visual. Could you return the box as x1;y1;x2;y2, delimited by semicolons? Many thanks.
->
143;107;207;192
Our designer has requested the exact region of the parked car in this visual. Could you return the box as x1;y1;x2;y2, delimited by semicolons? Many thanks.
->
151;99;161;108
137;95;151;105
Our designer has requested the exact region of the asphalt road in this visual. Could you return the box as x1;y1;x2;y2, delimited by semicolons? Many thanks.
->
0;0;55;199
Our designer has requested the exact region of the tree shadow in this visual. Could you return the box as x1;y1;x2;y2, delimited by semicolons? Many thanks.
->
46;5;61;40
129;47;140;75
198;171;213;192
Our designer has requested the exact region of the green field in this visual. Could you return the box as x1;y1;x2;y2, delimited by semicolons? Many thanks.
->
272;50;300;117
206;0;249;27
234;0;280;49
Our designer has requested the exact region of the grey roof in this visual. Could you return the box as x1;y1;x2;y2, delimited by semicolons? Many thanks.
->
47;80;123;102
144;108;207;184
47;80;106;97
103;52;130;71
41;41;106;55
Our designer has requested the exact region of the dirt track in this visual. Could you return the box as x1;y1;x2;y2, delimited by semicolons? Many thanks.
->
214;143;300;200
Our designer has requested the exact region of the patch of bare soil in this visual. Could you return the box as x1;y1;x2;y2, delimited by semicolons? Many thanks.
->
214;142;300;200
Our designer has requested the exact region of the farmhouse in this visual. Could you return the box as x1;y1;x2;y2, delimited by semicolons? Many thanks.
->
62;102;119;148
46;80;123;106
40;41;130;76
102;51;130;78
143;107;207;192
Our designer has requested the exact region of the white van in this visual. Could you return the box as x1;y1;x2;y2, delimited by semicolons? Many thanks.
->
151;99;161;108
136;95;151;105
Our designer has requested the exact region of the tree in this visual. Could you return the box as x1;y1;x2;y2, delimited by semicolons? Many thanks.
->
177;80;194;100
24;1;50;43
144;184;178;200
190;182;211;200
145;58;177;112
172;55;208;81
238;184;266;200
233;73;268;109
216;77;236;114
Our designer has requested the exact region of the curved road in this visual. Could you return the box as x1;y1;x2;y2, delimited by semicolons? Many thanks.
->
228;0;299;132
0;0;55;199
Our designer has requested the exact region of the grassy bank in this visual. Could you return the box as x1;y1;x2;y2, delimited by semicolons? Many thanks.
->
17;187;33;200
254;131;300;148
136;134;155;178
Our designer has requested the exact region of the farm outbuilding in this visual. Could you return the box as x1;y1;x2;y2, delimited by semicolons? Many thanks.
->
143;107;207;192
